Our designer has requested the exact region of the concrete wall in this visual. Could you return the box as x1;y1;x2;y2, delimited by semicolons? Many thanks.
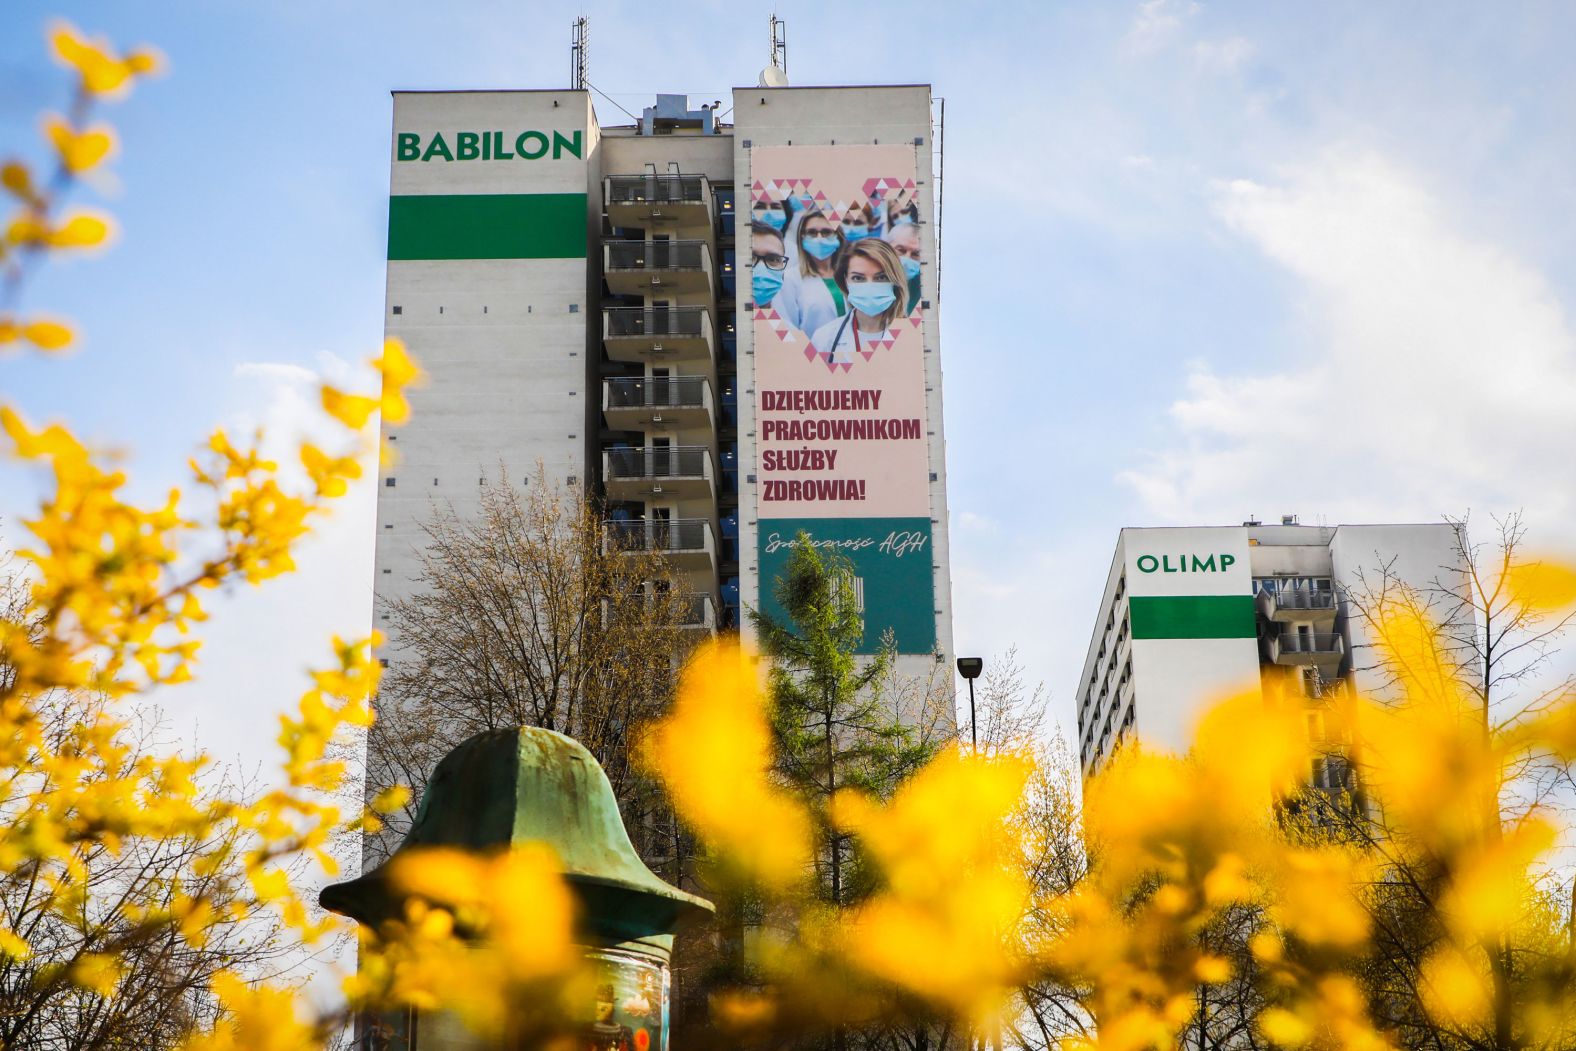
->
1329;522;1467;698
376;91;597;660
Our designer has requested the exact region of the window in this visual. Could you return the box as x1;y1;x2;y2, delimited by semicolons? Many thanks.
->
385;477;396;487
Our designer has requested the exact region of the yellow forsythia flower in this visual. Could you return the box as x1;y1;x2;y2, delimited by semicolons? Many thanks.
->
1504;556;1576;613
22;318;75;351
1;162;38;202
833;748;1035;1026
641;639;813;887
49;21;162;97
377;337;422;425
44;115;116;173
176;972;319;1051
320;386;378;429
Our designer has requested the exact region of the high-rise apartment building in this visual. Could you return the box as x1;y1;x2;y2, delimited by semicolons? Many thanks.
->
373;82;954;711
1076;520;1463;777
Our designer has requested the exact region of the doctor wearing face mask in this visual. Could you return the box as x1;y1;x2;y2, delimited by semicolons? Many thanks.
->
748;222;789;309
839;203;876;244
884;220;923;311
750;196;790;234
807;238;909;365
771;209;847;337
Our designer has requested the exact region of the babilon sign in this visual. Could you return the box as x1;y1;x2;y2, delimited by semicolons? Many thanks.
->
396;130;584;162
750;144;936;654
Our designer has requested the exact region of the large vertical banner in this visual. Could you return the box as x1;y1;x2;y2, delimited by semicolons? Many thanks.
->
749;145;935;654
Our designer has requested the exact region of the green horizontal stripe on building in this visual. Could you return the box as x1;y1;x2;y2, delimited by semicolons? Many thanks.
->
1128;594;1257;640
387;193;587;260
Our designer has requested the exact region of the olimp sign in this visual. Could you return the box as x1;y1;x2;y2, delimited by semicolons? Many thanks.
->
396;130;584;163
1135;552;1237;574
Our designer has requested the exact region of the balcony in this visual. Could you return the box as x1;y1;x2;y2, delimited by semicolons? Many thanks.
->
606;518;717;574
603;445;714;502
605;174;713;230
603;375;714;432
1270;632;1345;667
675;593;718;632
603;306;715;363
604;240;714;297
1259;586;1339;622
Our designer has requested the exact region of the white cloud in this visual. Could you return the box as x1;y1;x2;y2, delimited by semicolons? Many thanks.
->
1122;151;1576;528
1126;0;1200;55
1193;35;1256;72
155;353;379;771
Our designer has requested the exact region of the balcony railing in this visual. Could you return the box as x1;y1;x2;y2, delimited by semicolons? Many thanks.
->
1279;633;1343;654
1272;590;1338;611
605;446;710;481
607;518;714;555
606;174;709;207
604;306;710;340
605;240;710;271
605;376;710;411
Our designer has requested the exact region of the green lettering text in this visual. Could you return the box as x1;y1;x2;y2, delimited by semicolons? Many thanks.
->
552;130;583;159
456;132;480;160
396;133;421;161
422;133;454;162
516;130;549;160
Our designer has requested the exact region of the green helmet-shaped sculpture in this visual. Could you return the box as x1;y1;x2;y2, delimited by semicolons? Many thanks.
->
321;726;713;951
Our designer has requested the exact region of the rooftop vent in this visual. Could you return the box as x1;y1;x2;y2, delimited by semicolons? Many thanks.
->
1243;517;1262;526
1281;514;1299;526
640;95;717;136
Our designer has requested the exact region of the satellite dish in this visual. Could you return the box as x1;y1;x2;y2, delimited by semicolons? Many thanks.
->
757;65;789;88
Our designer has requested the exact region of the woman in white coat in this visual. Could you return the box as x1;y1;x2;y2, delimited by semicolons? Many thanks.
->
770;208;847;338
807;238;909;366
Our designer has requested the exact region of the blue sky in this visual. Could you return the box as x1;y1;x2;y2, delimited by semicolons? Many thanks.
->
4;0;1576;778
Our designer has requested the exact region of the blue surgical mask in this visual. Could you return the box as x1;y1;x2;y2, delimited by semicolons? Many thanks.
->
901;255;922;281
757;208;787;231
802;234;840;261
847;281;897;317
751;264;784;304
841;223;871;241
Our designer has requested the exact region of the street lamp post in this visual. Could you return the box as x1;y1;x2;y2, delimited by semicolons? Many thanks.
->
956;656;983;751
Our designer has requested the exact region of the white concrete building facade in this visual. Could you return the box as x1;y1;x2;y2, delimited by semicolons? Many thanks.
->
373;83;954;705
1076;520;1463;778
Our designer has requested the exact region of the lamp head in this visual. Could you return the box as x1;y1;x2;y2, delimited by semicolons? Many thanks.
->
956;656;984;680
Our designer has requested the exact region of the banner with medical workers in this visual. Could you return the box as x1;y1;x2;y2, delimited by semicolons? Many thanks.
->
749;144;936;654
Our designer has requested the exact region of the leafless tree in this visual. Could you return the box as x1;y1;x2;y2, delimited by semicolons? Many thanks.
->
360;468;700;876
1296;512;1576;1051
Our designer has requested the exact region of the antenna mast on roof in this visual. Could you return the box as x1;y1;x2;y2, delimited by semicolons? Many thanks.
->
570;17;589;90
769;14;787;76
